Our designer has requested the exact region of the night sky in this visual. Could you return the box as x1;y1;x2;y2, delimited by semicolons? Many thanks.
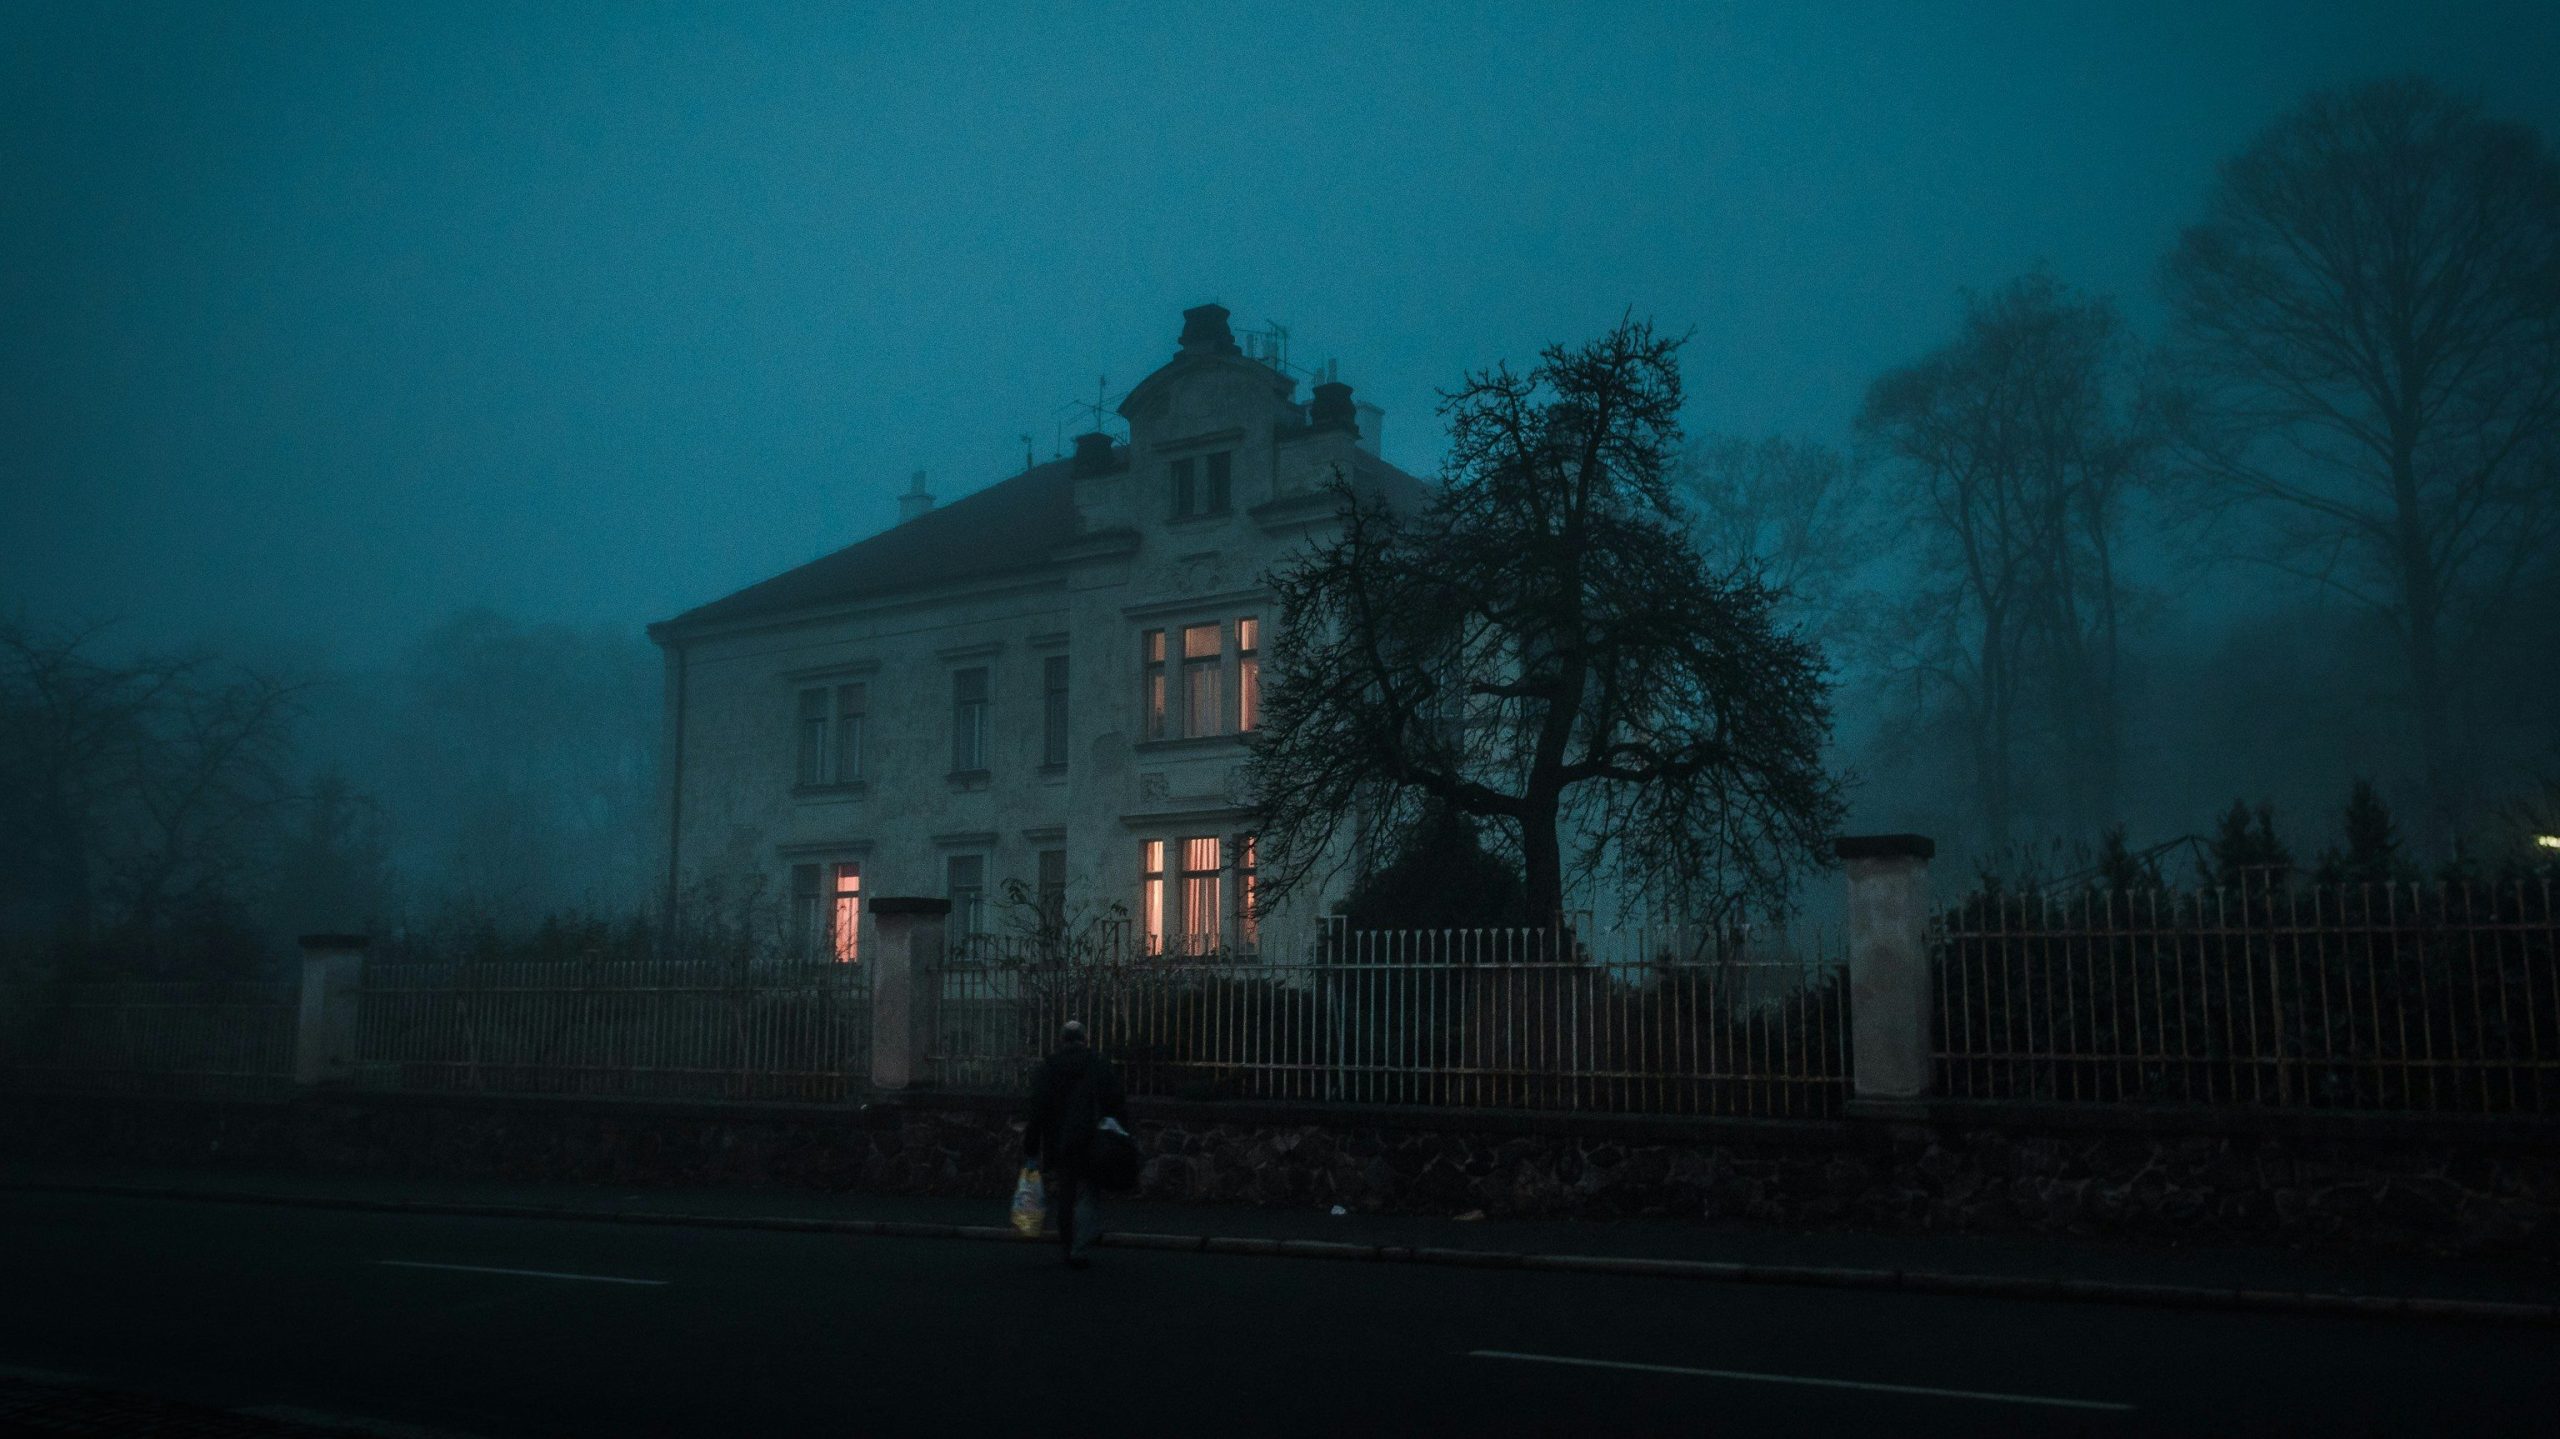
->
6;0;2557;668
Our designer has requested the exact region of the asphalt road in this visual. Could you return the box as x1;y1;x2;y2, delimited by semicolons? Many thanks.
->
0;1189;2552;1437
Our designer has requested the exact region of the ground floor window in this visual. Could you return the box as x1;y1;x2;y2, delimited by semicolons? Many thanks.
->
1135;834;1258;957
947;853;987;937
790;861;861;963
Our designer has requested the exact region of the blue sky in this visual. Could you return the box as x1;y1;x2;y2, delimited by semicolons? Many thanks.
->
5;0;2556;665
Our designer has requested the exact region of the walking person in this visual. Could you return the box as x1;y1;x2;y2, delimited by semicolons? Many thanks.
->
1022;1019;1126;1269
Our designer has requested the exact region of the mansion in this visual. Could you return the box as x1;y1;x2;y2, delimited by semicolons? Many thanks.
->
648;304;1425;961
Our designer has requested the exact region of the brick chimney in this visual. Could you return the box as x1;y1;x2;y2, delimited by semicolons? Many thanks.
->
898;470;934;524
1071;431;1119;478
1178;303;1240;356
1309;380;1356;433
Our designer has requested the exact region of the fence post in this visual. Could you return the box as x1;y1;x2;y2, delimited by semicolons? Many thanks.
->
868;897;950;1092
294;933;368;1087
1836;835;1935;1112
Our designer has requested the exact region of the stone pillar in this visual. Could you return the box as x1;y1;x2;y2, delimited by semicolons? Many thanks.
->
294;933;369;1087
867;897;950;1092
1835;835;1935;1109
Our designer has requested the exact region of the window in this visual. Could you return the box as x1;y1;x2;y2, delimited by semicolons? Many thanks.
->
1204;450;1231;513
947;854;986;937
791;862;861;962
1139;840;1166;955
1182;623;1222;737
795;690;829;785
791;863;822;957
1238;617;1261;732
951;667;989;773
1170;450;1233;519
1180;835;1223;956
830;862;861;963
1141;630;1167;741
1236;834;1258;949
1037;848;1067;931
834;683;866;783
1041;654;1070;769
796;683;865;786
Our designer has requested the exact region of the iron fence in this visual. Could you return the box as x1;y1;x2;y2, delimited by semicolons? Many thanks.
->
1934;879;2559;1113
925;921;1848;1117
351;959;872;1102
0;981;298;1099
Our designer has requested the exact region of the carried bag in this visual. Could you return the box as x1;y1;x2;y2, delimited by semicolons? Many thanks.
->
1010;1166;1048;1237
1088;1117;1141;1193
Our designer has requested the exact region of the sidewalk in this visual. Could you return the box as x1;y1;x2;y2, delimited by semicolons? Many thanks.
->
8;1158;2556;1320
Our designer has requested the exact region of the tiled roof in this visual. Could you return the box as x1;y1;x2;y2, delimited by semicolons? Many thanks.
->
656;444;1435;635
657;455;1083;632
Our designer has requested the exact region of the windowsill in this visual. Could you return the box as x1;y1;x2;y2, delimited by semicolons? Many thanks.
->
947;769;992;791
1133;733;1248;754
1038;762;1068;782
792;781;868;799
1164;509;1233;528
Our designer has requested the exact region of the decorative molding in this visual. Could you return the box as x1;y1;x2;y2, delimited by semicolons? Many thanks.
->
1118;803;1254;831
790;782;869;801
1122;587;1268;623
1026;630;1071;650
935;640;1004;662
1150;426;1245;453
775;838;874;858
932;830;1000;849
780;658;881;684
1020;825;1066;846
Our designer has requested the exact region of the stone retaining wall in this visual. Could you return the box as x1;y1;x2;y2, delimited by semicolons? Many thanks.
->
4;1091;2553;1259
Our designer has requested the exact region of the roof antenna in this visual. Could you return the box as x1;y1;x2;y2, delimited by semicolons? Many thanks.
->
1019;433;1035;471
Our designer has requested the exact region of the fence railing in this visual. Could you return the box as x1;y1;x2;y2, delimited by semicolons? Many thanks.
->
350;959;872;1102
925;922;1849;1118
1933;879;2559;1114
0;981;298;1099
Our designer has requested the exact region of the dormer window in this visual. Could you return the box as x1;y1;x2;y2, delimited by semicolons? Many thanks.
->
1171;450;1232;519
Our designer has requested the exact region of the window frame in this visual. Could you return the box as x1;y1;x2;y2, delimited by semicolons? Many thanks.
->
1041;654;1070;769
950;666;991;775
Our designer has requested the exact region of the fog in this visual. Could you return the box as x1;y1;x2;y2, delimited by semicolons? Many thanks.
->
5;1;2557;967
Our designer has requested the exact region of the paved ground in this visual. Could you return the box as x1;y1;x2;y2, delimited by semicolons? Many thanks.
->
1;1175;2555;1436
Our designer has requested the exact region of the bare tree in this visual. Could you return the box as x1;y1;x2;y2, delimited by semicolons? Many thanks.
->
2161;76;2560;841
1245;320;1845;927
1677;433;1879;653
1858;274;2152;845
0;617;301;967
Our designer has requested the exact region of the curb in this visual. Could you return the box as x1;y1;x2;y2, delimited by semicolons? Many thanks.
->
13;1181;2556;1327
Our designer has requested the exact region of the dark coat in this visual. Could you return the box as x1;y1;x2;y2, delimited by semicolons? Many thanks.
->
1022;1042;1126;1170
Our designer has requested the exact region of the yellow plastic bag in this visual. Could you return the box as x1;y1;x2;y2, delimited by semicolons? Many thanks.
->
1010;1166;1047;1238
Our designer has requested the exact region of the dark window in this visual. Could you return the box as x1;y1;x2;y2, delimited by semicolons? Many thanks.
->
791;863;822;958
1041;654;1070;768
1235;834;1258;950
947;854;986;937
795;689;829;785
952;667;989;773
1169;456;1197;518
834;683;867;782
1204;450;1231;512
1037;848;1067;931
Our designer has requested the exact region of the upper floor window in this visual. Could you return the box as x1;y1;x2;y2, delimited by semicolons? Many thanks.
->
1140;617;1263;740
951;667;990;773
1041;654;1071;769
1170;450;1232;519
796;683;866;786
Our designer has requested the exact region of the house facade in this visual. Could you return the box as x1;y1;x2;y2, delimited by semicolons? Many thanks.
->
647;304;1423;961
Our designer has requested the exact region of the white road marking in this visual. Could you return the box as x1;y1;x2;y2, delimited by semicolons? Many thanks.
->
373;1260;667;1286
1467;1351;2135;1412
